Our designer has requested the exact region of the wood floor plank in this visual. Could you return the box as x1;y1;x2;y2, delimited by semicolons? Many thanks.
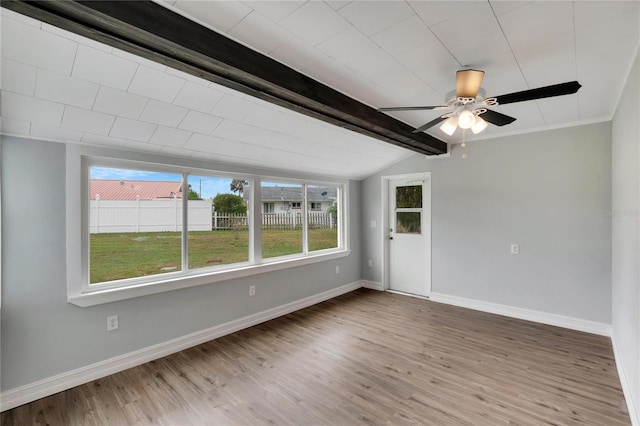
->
1;289;630;425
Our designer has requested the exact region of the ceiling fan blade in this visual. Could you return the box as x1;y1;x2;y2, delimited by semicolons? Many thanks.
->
412;116;448;133
479;109;517;126
377;105;445;112
493;81;582;105
456;69;485;98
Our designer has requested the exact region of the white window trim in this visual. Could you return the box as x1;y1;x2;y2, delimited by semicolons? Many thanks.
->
66;145;349;307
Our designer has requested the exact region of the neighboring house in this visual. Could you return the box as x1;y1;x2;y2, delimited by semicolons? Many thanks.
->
249;186;337;214
90;179;183;200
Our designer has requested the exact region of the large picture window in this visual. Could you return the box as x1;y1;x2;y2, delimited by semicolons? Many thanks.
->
70;152;348;305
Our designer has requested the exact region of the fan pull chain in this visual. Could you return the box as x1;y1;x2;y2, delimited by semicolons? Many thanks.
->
461;130;468;160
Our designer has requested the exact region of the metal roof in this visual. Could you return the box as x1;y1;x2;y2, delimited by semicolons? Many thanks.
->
90;180;183;200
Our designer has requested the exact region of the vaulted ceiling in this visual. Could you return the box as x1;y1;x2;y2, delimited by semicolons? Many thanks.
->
1;1;638;179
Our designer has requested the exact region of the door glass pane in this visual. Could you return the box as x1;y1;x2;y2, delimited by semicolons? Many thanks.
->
396;185;422;208
396;212;421;234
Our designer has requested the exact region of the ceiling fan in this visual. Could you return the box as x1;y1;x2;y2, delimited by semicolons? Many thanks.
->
378;70;582;137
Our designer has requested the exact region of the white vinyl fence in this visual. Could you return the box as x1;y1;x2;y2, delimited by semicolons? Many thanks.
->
90;198;212;233
213;212;336;230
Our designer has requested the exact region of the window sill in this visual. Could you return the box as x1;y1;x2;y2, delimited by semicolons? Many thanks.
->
68;249;350;307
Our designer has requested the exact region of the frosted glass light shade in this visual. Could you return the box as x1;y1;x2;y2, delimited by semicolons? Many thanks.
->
471;116;488;134
440;116;458;136
457;109;476;129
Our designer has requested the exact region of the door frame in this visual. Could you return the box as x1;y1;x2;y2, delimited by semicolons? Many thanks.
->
381;172;432;295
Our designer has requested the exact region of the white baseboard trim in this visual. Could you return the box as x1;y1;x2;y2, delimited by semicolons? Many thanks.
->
429;293;612;337
612;336;639;426
360;280;384;291
0;281;364;412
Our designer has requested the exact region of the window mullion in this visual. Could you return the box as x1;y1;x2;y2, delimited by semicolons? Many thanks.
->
251;178;262;264
181;173;188;272
302;183;309;255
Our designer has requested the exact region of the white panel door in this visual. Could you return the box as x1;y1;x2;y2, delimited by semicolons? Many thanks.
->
388;175;431;296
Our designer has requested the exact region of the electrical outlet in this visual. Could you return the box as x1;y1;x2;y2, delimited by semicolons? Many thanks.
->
368;259;373;267
335;265;340;274
249;285;256;296
510;244;520;255
107;315;119;331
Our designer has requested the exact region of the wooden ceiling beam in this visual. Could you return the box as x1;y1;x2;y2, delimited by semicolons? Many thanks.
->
2;0;448;155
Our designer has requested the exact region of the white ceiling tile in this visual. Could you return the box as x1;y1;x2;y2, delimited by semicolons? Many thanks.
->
210;95;255;122
183;133;225;153
576;12;640;55
243;1;305;22
140;100;188;127
270;37;328;70
429;3;499;50
128;66;185;103
518;46;577;88
41;22;112;53
396;40;460;89
536;95;579;126
173;82;224;113
111;47;167;71
448;31;512;70
149;125;193;148
35;69;99;109
159;146;192;158
110;117;158;142
574;1;639;30
279;1;351;45
302;56;354;84
173;0;252;32
338;1;414;36
409;1;479;27
242;104;287;130
81;132;128;148
488;1;532;16
0;117;31;135
1;59;37;96
497;2;573;44
229;11;294;53
30;122;83;142
370;16;436;58
93;86;148;120
317;27;380;64
62;106;115;135
324;1;351;12
123;140;163;153
72;45;138;90
178;110;223;134
1;91;64;126
344;48;402;80
1;8;41;28
1;17;77;75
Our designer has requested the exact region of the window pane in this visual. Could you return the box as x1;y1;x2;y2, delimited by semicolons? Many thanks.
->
308;185;339;252
89;166;182;284
396;185;422;208
396;212;421;234
188;176;249;270
261;182;303;259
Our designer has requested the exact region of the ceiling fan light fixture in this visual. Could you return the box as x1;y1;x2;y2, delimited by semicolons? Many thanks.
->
471;115;488;134
456;69;485;98
457;109;476;129
440;116;458;136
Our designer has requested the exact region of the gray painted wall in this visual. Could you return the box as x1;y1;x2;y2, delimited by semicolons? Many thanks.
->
612;49;640;419
0;136;361;391
362;122;612;323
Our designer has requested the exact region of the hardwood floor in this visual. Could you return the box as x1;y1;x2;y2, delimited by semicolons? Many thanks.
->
1;289;630;425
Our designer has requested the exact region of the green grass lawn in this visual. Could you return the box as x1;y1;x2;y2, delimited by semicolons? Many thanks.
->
90;229;338;283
